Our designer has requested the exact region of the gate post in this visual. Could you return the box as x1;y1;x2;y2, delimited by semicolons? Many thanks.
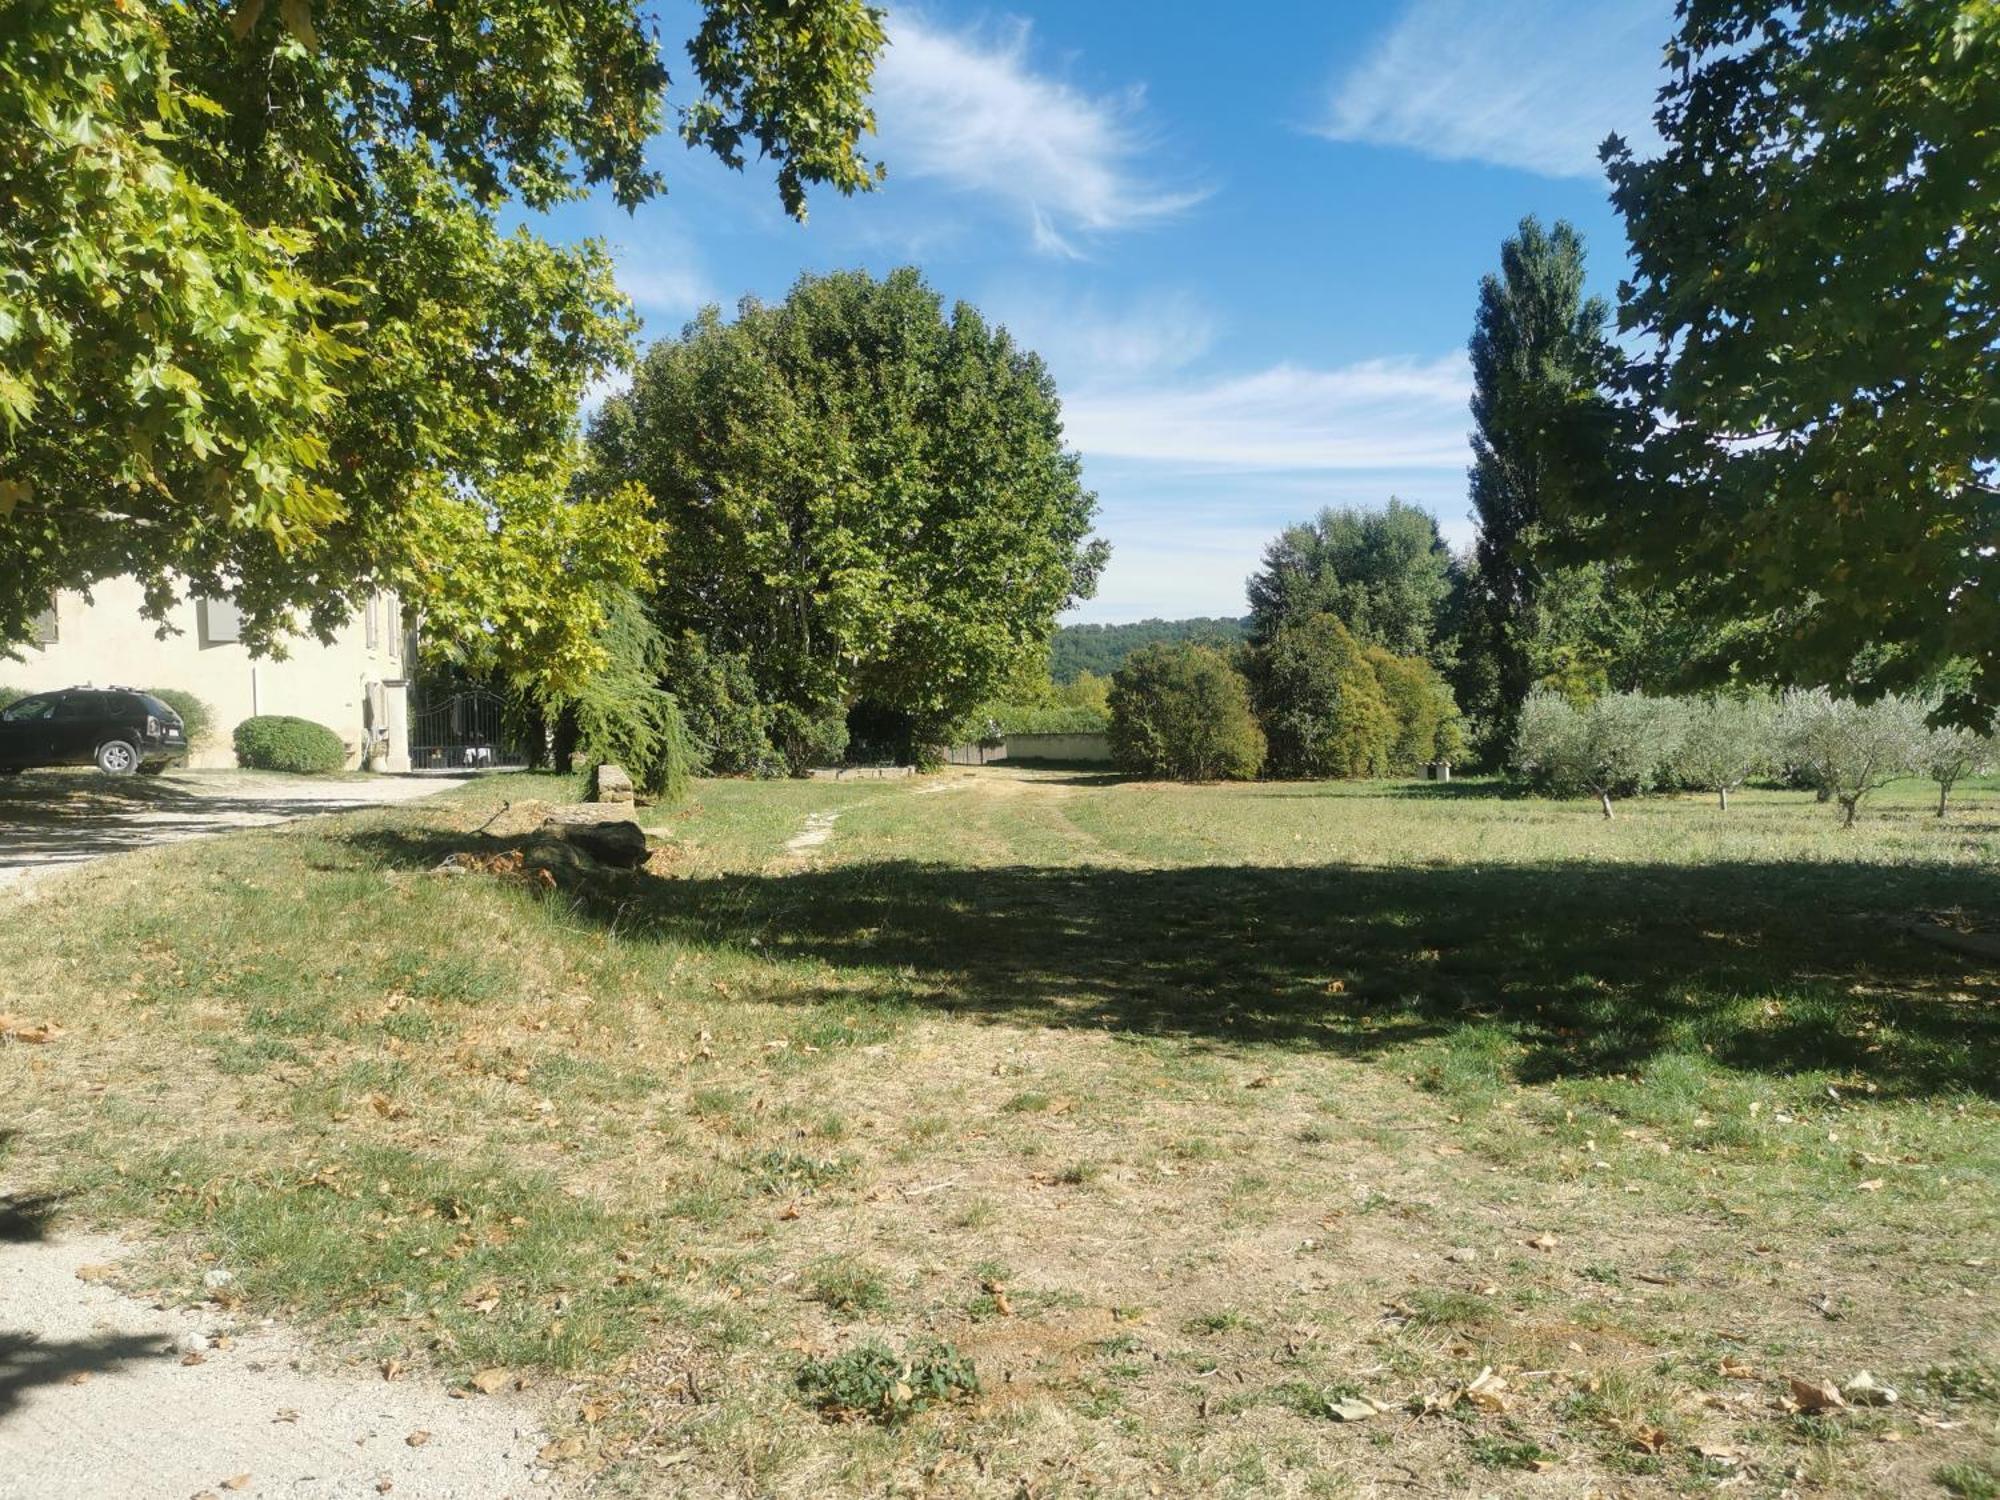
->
383;680;411;772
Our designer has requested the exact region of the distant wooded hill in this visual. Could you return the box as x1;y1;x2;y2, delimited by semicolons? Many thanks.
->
1050;618;1248;682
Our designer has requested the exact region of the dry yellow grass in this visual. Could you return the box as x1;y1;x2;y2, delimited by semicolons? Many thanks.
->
1;766;1995;1497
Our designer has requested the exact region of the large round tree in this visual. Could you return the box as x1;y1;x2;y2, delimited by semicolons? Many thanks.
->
0;0;886;688
1593;0;1999;726
590;267;1109;764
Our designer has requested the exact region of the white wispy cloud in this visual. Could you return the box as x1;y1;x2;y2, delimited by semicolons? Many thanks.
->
578;367;632;417
601;213;715;327
1063;354;1471;471
1317;0;1671;179
872;14;1206;255
990;287;1217;385
617;261;711;317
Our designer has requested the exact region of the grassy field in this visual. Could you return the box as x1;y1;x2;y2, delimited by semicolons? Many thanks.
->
2;767;1996;1497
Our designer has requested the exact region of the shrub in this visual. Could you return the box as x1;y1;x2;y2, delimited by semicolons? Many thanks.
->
1053;670;1111;717
795;1340;979;1423
1512;690;1685;817
147;688;214;748
531;594;694;803
1366;648;1464;771
770;702;850;776
983;703;1109;735
1779;689;1929;826
1923;725;1994;817
233;715;347;774
1256;614;1396;778
1108;643;1265;781
0;685;23;711
1670;694;1777;809
663;635;777;776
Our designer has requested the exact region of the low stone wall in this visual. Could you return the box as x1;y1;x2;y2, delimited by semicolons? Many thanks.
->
808;764;916;780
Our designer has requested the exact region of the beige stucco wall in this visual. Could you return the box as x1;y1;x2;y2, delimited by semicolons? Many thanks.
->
2;578;411;770
1001;732;1113;763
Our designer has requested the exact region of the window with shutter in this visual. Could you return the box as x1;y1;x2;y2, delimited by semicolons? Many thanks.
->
198;597;243;645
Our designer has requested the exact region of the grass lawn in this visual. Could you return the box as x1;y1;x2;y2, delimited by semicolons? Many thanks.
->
3;766;1996;1497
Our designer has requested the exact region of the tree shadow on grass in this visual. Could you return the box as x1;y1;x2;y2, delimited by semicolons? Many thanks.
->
356;827;2000;1099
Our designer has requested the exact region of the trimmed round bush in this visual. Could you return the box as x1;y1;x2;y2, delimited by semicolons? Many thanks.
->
233;714;347;773
148;688;214;747
1108;642;1265;782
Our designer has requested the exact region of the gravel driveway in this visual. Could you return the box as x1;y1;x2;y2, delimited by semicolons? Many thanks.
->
0;769;459;891
0;1227;553;1498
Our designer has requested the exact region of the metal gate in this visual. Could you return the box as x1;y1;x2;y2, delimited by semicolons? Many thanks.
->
409;689;528;770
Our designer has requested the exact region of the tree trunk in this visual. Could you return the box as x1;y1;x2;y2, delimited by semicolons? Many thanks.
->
1840;795;1859;828
1599;790;1614;819
1718;786;1728;811
1938;781;1950;817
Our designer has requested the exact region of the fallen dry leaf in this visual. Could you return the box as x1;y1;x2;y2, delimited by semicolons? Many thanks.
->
1719;1356;1756;1379
74;1263;117;1283
468;1367;512;1395
1843;1371;1898;1406
380;1358;404;1382
580;1398;617;1425
405;1430;431;1448
220;1476;251;1492
1462;1367;1510;1412
1788;1375;1846;1413
1327;1397;1380;1422
1526;1232;1559;1251
0;1014;62;1044
538;1435;584;1462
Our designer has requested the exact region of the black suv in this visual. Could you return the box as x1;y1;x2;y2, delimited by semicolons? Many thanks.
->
0;687;188;777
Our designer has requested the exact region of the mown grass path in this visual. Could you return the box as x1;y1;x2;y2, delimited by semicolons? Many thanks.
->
3;767;1995;1497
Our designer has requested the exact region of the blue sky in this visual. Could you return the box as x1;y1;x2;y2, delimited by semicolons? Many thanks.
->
542;0;1677;622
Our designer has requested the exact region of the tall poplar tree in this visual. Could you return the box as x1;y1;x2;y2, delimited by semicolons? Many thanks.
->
1464;216;1615;759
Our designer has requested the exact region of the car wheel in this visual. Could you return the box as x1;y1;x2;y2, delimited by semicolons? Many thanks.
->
95;739;140;776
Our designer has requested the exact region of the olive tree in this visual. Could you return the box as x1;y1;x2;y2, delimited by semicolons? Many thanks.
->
1671;694;1777;810
1513;689;1685;818
1779;690;1929;827
1923;726;1994;818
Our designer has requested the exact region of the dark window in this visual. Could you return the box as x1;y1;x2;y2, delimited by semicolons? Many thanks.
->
53;692;110;721
30;602;57;645
0;694;56;723
198;596;242;645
